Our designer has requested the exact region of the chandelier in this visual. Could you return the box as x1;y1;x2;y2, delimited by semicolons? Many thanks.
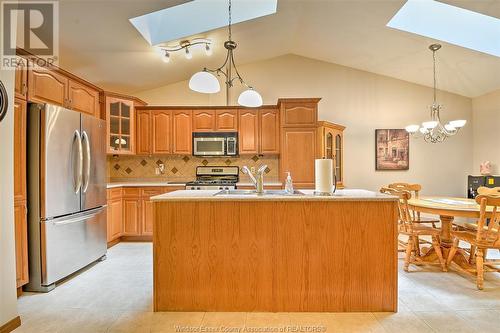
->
405;44;466;143
188;0;263;107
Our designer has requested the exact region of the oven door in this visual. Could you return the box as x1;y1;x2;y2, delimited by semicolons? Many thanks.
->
193;137;226;156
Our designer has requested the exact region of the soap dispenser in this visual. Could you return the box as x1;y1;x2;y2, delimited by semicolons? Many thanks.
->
285;171;294;194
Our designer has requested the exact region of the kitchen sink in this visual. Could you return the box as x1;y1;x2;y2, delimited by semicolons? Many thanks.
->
214;189;305;196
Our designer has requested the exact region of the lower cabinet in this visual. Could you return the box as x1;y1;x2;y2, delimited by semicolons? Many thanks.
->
14;201;29;288
106;186;183;243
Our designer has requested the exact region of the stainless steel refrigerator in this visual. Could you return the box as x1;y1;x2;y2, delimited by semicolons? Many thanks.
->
26;103;107;292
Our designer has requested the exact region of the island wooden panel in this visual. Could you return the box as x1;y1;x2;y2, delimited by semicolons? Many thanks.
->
154;200;398;312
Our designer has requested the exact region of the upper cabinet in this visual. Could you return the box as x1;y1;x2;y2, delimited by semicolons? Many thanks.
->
317;121;345;188
106;96;135;154
280;98;320;128
28;68;68;106
28;66;101;117
172;110;192;154
193;110;215;132
238;108;280;155
215;110;238;131
14;57;27;100
136;110;152;155
67;80;100;117
152;110;172;154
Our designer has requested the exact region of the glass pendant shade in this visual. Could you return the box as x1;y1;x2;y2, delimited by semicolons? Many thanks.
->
405;125;419;133
238;89;263;107
449;119;467;128
422;121;438;129
189;71;220;93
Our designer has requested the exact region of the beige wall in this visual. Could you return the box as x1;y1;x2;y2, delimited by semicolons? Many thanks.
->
0;60;19;326
135;55;473;196
472;89;500;175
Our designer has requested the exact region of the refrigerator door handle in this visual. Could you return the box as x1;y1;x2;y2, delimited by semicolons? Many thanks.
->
73;129;83;194
47;206;106;225
81;130;91;193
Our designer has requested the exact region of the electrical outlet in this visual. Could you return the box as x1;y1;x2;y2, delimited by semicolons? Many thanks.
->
250;167;256;174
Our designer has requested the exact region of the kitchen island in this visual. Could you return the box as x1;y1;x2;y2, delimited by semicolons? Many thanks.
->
152;189;398;312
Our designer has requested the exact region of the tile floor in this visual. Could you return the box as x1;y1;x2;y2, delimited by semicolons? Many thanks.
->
14;242;500;333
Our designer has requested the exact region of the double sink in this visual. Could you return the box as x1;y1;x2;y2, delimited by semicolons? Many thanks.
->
214;189;304;196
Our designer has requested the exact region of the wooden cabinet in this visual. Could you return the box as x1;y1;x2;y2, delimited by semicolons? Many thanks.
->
14;97;28;288
173;110;192;154
259;108;280;154
280;98;320;128
14;98;27;202
317;121;345;188
14;57;27;100
136;110;152;155
192;110;215;131
28;68;68;106
14;203;28;288
107;188;123;243
216;110;238;131
28;67;100;116
238;110;258;154
281;128;317;189
238;108;280;155
68;79;100;117
140;188;165;236
106;96;135;154
123;198;140;236
152;110;172;154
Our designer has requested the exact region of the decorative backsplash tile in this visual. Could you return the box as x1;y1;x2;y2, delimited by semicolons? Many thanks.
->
107;154;280;183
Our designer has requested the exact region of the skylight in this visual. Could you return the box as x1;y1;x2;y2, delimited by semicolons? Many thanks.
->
130;0;278;46
387;0;500;57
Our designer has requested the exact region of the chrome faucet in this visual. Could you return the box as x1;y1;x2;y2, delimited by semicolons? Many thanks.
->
241;165;267;194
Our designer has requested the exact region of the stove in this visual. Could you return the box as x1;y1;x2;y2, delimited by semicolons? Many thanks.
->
186;166;239;190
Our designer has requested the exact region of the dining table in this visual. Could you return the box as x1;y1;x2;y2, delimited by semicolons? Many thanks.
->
407;196;494;271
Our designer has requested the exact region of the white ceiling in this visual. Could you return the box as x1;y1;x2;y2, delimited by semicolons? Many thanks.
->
57;0;500;97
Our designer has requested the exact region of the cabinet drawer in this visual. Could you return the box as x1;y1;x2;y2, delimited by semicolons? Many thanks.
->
122;187;141;197
107;188;122;200
141;187;165;198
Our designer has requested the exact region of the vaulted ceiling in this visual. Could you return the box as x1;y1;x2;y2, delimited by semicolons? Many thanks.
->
58;0;500;97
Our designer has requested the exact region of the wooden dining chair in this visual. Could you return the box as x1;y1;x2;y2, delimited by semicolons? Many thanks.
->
380;187;446;272
388;183;440;255
447;194;500;290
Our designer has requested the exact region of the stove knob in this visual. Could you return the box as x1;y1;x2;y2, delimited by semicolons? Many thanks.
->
197;187;201;190
224;187;229;190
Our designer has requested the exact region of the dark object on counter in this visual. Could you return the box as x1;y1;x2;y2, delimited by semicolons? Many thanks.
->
468;175;500;198
0;80;8;123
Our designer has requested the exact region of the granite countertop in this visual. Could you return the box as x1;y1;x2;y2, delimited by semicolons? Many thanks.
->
107;181;283;189
151;189;397;202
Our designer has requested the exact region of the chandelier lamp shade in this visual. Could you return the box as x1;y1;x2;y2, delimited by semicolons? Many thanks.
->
188;0;263;107
405;44;466;143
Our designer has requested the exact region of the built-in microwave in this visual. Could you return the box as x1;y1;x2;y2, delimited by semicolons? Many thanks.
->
192;132;238;156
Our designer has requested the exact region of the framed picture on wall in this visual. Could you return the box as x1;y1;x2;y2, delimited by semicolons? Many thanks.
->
375;129;409;170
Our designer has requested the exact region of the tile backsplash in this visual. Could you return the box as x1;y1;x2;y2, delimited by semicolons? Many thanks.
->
108;154;280;183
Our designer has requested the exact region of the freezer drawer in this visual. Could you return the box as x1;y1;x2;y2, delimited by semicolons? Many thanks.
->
41;207;107;286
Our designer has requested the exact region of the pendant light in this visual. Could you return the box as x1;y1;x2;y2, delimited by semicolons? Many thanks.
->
405;44;466;143
188;0;263;107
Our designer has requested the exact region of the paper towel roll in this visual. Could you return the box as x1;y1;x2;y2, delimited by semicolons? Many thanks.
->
315;159;333;193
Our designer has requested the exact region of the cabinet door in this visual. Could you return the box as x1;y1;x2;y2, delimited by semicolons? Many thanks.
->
281;128;317;188
333;131;343;186
14;203;29;288
136;110;152;155
238;110;258;155
259;108;280;154
110;199;123;241
28;68;68;106
173;110;192;154
280;102;317;127
152;110;172;154
123;198;140;236
216;110;238;131
14;57;27;100
68;80;100;117
192;110;215;132
106;97;135;154
14;98;27;202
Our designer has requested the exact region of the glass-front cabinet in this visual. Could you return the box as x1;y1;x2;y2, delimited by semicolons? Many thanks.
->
317;121;345;188
106;96;135;154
